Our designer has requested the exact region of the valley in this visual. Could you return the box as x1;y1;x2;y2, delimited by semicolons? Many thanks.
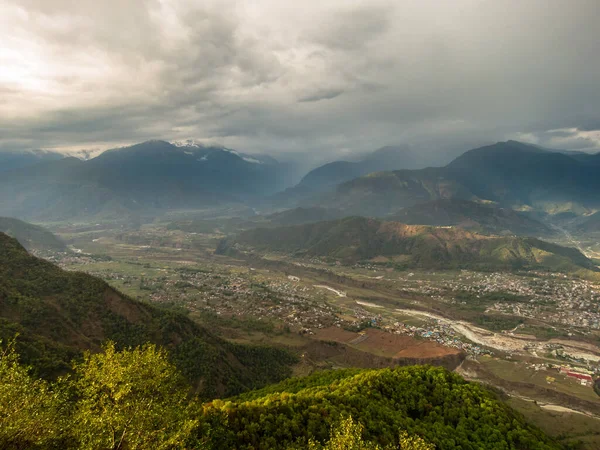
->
33;216;600;448
5;140;600;448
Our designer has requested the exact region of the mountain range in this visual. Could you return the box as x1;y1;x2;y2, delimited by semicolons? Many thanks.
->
4;139;600;226
306;141;600;217
0;140;293;221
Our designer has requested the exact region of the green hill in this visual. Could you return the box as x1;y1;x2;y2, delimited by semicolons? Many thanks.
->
0;217;67;252
0;232;296;398
2;343;562;449
219;216;597;273
201;366;561;449
390;199;554;237
444;141;600;209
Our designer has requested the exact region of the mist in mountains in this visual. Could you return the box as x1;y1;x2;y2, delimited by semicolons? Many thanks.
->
2;139;600;224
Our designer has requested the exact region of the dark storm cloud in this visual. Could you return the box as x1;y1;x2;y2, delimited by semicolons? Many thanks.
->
1;0;599;162
577;120;600;132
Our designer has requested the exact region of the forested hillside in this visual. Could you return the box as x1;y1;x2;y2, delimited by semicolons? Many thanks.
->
1;342;563;449
0;232;296;397
283;145;425;199
202;366;562;449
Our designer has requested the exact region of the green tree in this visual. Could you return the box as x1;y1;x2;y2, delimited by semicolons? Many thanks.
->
0;339;63;449
69;341;197;450
301;417;435;450
308;416;380;450
398;431;435;450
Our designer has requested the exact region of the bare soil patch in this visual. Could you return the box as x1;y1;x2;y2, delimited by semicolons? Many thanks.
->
312;327;460;359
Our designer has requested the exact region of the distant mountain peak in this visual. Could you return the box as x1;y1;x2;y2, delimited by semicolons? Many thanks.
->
446;140;568;172
364;144;414;162
503;140;548;152
61;148;107;160
0;148;65;173
294;144;426;193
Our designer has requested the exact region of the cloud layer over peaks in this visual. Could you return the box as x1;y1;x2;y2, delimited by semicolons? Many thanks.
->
1;0;600;161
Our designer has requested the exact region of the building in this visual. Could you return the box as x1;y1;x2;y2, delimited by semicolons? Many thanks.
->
566;371;593;386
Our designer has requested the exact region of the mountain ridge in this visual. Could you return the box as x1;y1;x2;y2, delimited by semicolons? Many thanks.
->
274;145;429;207
0;149;65;173
305;141;600;217
219;216;597;273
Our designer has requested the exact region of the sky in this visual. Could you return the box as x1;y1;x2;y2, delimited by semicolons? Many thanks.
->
1;0;600;164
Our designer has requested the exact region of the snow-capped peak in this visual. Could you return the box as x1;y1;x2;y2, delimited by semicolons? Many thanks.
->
60;148;107;160
239;155;263;164
170;139;265;164
171;139;225;150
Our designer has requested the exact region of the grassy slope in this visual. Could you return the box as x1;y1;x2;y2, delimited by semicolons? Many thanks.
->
507;397;600;450
223;217;597;273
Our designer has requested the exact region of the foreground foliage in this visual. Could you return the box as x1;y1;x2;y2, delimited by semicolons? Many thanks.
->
301;417;435;450
0;341;63;448
69;343;197;450
203;366;562;450
0;341;198;449
0;341;563;450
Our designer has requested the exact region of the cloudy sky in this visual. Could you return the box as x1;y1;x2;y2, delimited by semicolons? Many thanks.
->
1;0;599;163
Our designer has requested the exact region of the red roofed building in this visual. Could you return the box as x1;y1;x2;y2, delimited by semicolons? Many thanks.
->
566;371;593;385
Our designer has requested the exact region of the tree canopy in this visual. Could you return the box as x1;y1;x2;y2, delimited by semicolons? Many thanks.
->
0;341;564;450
